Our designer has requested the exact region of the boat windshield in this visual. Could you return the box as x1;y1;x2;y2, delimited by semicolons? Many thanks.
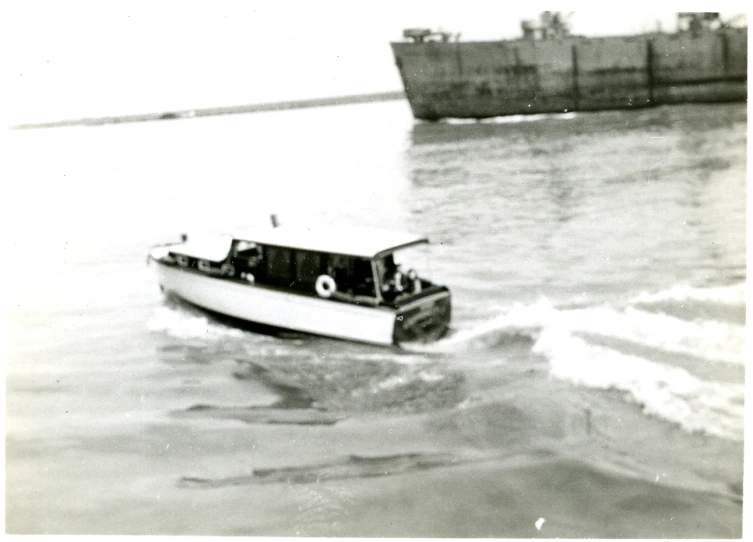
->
376;244;432;301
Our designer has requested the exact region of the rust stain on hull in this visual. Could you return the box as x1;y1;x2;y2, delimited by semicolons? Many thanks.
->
392;29;748;120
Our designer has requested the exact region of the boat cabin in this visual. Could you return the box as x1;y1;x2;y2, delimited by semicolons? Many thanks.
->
164;224;441;308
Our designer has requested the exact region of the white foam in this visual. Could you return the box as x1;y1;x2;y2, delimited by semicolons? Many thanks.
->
418;370;447;383
411;296;744;440
441;118;480;125
343;352;432;366
440;111;577;126
376;374;409;390
147;306;245;340
405;299;554;353
563;306;745;365
631;282;745;306
418;298;744;364
374;369;446;391
534;328;744;441
480;112;577;124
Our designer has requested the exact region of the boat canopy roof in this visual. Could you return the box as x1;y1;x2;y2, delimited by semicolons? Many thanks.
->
168;234;234;262
233;224;428;259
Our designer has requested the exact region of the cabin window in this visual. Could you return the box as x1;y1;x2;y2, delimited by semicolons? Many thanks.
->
376;246;430;301
325;255;376;298
326;254;353;290
295;251;323;287
352;258;376;297
235;241;257;252
265;246;292;285
232;241;264;276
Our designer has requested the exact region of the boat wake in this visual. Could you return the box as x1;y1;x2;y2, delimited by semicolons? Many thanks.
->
147;305;248;340
146;283;744;440
148;297;466;415
630;282;745;306
407;283;745;441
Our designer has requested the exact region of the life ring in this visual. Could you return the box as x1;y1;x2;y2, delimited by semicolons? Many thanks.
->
315;275;337;298
176;255;189;267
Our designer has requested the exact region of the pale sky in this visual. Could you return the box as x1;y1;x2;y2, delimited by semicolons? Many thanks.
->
2;1;748;124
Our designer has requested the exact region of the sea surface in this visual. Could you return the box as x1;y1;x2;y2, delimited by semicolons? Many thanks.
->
5;100;746;537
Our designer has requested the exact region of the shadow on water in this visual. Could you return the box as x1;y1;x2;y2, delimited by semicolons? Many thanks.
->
179;451;462;488
177;448;741;540
160;297;468;425
170;354;467;423
170;357;342;426
173;403;340;425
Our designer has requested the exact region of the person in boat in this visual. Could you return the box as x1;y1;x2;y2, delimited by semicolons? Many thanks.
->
389;264;406;295
231;241;263;282
378;256;405;301
378;255;422;301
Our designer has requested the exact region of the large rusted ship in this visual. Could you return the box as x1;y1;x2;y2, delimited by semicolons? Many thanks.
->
391;13;747;121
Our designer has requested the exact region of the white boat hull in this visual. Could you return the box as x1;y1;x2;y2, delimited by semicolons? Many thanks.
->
154;262;397;345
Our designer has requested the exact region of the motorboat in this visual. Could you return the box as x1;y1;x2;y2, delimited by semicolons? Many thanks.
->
148;220;451;345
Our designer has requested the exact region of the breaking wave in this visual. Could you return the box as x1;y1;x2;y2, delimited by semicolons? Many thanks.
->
555;305;743;365
413;283;745;441
630;282;745;306
146;283;744;439
535;327;744;441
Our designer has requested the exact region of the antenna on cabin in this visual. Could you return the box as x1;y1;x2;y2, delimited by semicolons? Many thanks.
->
270;214;280;228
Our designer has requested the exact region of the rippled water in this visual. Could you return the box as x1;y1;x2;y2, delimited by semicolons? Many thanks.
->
5;101;746;536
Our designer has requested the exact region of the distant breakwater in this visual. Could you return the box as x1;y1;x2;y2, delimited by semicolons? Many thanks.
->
11;91;407;130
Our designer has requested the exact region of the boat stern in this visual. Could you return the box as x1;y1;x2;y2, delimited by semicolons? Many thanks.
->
392;288;451;344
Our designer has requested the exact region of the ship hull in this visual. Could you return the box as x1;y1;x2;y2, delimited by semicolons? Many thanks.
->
392;29;747;120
